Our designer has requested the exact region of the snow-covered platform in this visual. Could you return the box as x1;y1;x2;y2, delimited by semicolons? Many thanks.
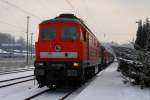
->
74;62;150;100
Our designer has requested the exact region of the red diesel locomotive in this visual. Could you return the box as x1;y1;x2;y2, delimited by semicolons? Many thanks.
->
34;14;106;87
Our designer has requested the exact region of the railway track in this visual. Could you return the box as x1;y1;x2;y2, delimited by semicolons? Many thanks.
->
24;88;52;100
24;86;57;100
0;75;34;88
0;68;34;75
23;69;106;100
24;85;77;100
59;88;78;100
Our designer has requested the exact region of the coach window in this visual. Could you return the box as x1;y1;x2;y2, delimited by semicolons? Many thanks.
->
40;27;56;40
61;27;77;40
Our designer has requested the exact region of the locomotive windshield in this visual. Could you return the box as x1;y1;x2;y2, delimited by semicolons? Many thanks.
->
40;27;56;40
61;27;77;40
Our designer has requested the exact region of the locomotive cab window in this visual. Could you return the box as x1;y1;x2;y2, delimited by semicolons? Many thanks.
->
40;27;56;40
61;27;77;40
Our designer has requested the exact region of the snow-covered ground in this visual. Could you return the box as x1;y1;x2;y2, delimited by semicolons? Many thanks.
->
74;62;150;100
0;70;46;100
32;87;73;100
0;70;33;81
0;62;149;100
0;70;34;87
0;79;73;100
0;64;34;73
0;80;41;100
0;70;75;100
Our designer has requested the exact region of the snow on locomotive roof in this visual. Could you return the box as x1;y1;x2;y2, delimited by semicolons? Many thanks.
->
55;13;78;19
41;18;81;23
0;49;9;53
41;13;83;24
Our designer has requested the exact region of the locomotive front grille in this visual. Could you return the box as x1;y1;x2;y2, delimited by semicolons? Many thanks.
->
45;61;73;70
34;61;81;78
46;69;66;80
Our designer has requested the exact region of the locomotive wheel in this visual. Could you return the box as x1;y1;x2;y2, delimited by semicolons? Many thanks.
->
81;69;86;84
140;85;144;89
71;70;86;88
145;81;150;87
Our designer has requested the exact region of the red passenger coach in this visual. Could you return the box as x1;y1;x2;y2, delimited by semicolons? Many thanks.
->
34;14;102;87
100;46;114;69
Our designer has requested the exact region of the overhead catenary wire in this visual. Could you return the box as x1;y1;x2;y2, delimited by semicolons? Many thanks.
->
64;0;95;33
39;0;51;13
0;0;99;39
64;0;97;30
0;0;42;40
64;0;82;18
0;0;43;20
76;0;102;41
0;2;28;32
0;20;25;31
82;0;100;32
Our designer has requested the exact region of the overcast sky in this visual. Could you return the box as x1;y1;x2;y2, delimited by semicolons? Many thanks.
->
0;0;149;44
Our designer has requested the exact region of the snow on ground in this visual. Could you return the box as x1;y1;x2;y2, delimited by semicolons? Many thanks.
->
0;62;150;100
0;80;73;100
0;65;34;73
0;49;8;53
74;62;150;100
0;70;33;81
32;87;73;100
0;80;44;100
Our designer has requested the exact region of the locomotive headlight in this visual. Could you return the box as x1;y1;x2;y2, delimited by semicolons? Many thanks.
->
73;62;80;68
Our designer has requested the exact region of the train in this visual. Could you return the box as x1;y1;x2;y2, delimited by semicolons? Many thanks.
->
100;46;114;69
34;14;114;87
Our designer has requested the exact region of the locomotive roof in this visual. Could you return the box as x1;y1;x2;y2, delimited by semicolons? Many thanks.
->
41;18;82;24
40;14;98;41
41;14;85;27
